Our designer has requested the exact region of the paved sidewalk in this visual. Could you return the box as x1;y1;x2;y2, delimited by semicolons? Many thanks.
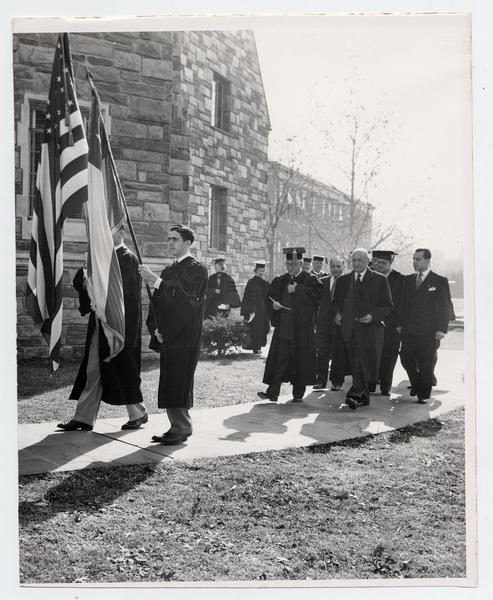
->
18;349;465;476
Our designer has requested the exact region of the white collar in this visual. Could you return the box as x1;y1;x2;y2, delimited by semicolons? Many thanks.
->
176;251;192;263
114;242;125;251
354;268;367;281
417;267;431;280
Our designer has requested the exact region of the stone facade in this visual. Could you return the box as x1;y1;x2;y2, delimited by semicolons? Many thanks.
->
14;31;270;359
267;161;374;276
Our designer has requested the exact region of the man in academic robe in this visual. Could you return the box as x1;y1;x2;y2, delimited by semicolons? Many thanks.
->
302;257;312;272
333;248;393;410
57;224;147;432
328;258;351;391
311;255;329;279
257;247;322;402
368;250;404;395
139;225;208;445
240;260;270;354
204;258;241;319
397;248;451;404
314;257;344;389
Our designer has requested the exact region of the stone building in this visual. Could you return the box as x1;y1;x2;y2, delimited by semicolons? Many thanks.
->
266;161;374;276
14;31;270;359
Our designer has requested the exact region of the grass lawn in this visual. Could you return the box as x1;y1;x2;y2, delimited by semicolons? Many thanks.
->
17;352;266;424
18;407;466;583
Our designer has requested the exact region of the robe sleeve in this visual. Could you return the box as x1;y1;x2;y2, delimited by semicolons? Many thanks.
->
224;274;241;308
240;279;256;316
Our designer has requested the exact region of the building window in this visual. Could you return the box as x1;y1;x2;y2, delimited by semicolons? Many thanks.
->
28;103;89;219
209;185;227;251
211;73;231;132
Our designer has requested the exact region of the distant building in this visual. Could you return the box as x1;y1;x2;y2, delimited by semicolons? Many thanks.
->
266;161;374;276
14;31;270;359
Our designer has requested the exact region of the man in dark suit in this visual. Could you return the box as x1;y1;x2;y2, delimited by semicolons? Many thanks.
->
368;250;404;395
314;257;344;389
257;247;322;403
333;248;393;410
397;248;451;404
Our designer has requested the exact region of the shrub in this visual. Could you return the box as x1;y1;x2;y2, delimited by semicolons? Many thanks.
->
201;316;249;357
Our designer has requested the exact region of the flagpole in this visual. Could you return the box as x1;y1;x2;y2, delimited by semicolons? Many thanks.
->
85;69;164;338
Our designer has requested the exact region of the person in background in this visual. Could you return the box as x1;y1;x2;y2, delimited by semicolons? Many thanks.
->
302;256;312;272
240;260;271;355
139;225;208;445
204;258;241;319
257;247;322;403
311;255;329;278
368;250;404;396
314;258;343;389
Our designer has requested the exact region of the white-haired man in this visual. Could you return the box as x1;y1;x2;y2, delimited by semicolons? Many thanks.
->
333;248;393;409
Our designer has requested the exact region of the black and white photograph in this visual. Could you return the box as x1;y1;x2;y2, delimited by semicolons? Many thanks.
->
5;5;483;592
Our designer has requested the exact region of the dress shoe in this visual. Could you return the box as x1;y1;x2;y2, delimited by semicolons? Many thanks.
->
345;397;357;410
56;420;93;431
368;384;376;393
313;383;327;390
417;398;429;404
257;391;278;402
292;397;303;403
409;387;417;397
357;397;370;406
151;433;190;445
121;413;149;430
330;385;341;391
380;391;390;396
252;349;262;355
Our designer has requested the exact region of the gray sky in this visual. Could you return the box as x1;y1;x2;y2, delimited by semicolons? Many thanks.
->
254;14;472;262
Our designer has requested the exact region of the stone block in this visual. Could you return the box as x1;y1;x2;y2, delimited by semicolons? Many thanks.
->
126;204;143;220
120;148;164;164
136;190;164;203
142;242;168;257
73;35;115;59
132;40;162;59
142;58;173;80
143;202;170;222
148;125;164;140
169;158;190;176
114;49;141;71
17;336;41;348
121;80;165;101
66;324;89;345
128;96;172;123
115;159;137;181
169;191;188;213
111;119;147;139
146;173;170;185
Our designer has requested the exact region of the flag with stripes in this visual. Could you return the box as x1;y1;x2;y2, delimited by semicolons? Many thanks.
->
84;83;125;361
26;33;88;371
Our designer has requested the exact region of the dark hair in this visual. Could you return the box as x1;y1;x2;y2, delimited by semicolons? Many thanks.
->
170;224;195;244
415;248;431;259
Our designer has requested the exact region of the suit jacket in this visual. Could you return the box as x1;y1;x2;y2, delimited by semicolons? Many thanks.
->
333;269;393;330
398;270;451;336
316;275;337;336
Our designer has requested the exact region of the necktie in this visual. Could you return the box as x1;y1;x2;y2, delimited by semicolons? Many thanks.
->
330;277;335;300
416;273;423;289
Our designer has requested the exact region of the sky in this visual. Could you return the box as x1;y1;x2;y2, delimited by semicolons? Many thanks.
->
253;14;472;264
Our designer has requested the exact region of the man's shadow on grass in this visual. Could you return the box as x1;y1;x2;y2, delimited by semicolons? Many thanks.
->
18;457;158;527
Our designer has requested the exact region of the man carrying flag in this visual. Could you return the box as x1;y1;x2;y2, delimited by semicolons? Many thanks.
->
57;70;147;431
25;33;89;371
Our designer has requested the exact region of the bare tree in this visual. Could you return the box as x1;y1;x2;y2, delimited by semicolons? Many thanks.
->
265;160;302;276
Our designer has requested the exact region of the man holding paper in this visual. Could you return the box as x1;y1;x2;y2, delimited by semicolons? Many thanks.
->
257;247;322;402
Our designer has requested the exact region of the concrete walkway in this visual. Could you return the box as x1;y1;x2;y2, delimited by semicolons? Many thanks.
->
18;349;465;476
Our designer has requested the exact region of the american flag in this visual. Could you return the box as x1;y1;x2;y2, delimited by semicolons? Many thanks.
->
84;81;125;360
26;33;89;371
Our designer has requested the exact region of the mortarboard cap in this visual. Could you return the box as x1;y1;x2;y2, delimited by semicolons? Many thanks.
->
371;250;398;261
312;255;327;262
254;260;268;270
213;258;226;265
303;257;312;263
283;246;305;260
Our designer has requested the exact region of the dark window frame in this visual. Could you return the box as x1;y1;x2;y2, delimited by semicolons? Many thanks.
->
212;73;232;133
209;185;228;251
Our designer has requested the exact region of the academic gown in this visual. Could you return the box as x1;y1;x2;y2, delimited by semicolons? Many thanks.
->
240;275;270;350
146;256;208;409
70;245;143;406
263;271;322;386
204;272;241;318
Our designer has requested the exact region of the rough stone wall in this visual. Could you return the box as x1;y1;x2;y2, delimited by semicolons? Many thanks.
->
14;31;271;360
180;31;270;288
